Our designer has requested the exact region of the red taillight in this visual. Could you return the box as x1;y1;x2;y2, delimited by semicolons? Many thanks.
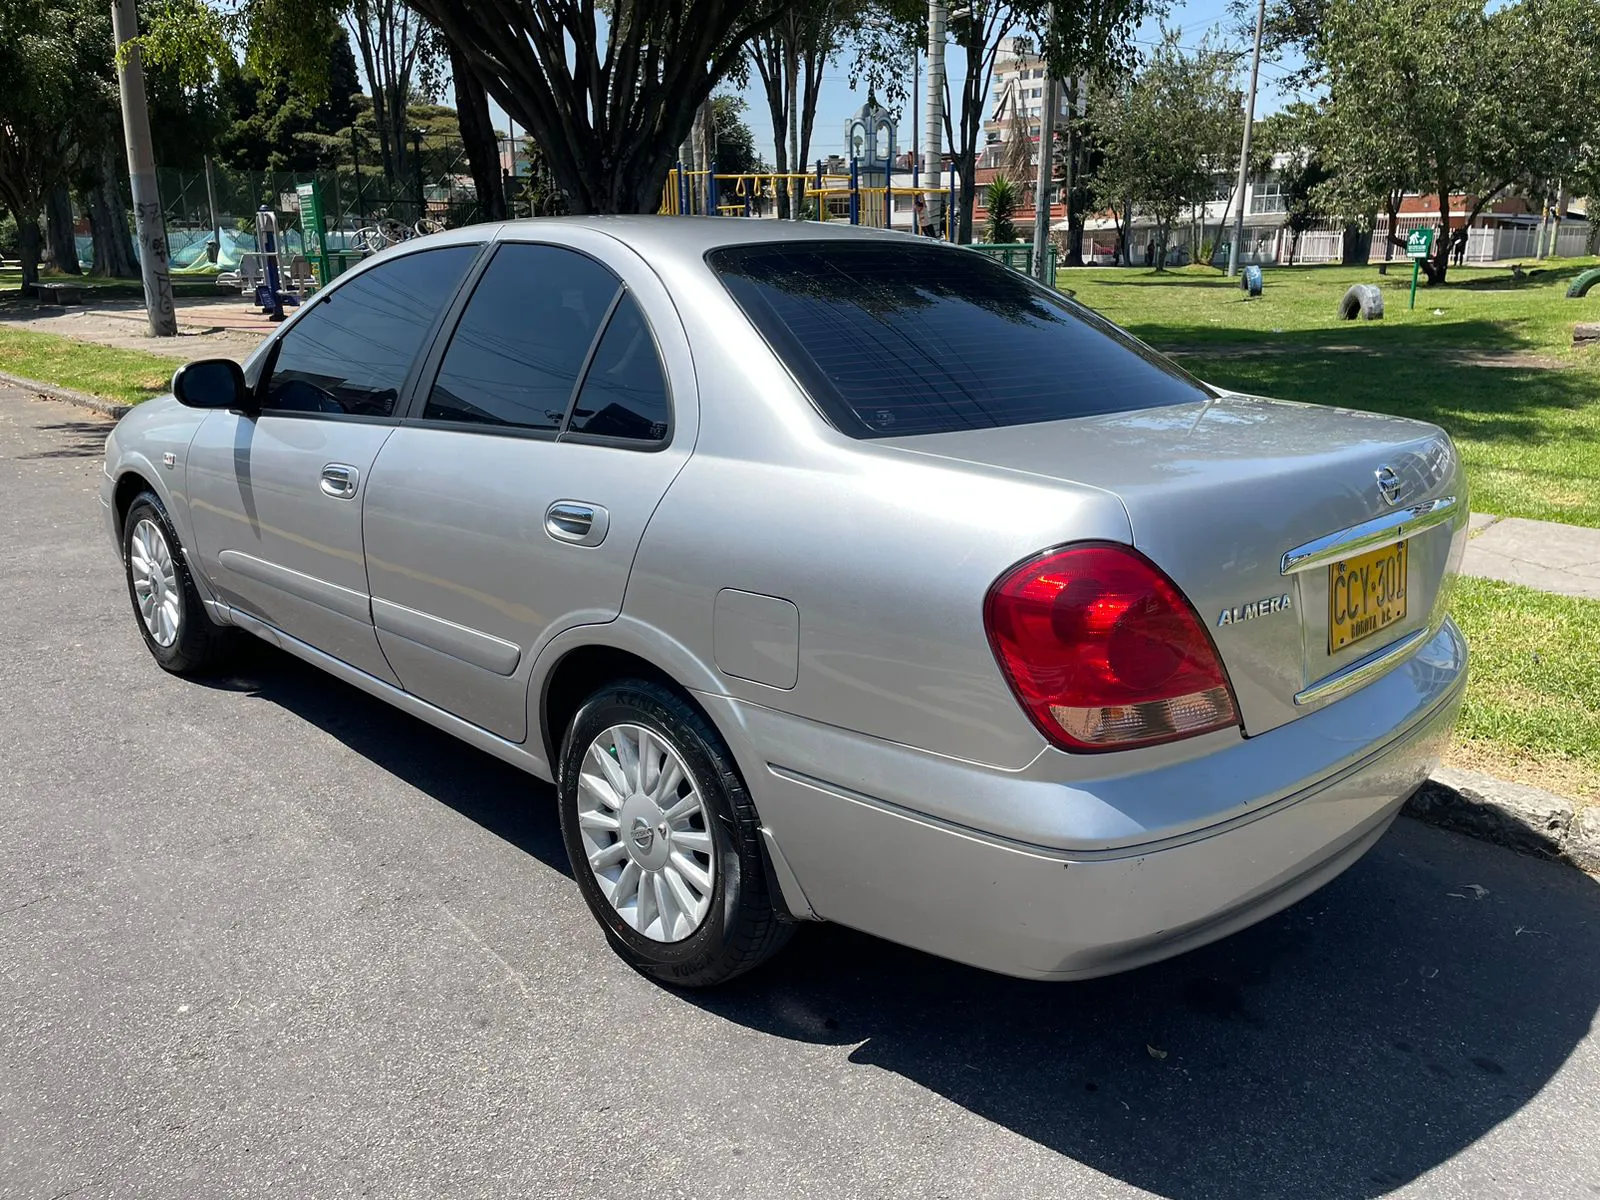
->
984;543;1241;752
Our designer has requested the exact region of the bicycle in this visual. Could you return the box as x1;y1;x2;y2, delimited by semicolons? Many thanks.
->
351;217;448;256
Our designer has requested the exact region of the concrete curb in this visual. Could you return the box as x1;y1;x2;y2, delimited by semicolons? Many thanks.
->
0;370;133;420
1406;766;1598;871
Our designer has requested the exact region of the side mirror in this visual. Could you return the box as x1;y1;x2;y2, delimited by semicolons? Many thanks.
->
172;358;251;411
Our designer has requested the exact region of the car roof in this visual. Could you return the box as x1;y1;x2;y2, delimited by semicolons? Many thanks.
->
490;214;931;264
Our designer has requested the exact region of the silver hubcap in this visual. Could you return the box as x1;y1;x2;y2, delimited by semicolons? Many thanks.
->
576;723;715;943
129;518;181;648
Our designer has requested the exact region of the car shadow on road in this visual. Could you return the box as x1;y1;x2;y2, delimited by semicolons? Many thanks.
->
202;640;571;877
696;823;1600;1199
212;642;1600;1200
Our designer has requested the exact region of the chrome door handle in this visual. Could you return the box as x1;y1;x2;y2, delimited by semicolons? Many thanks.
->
320;463;359;499
545;500;609;547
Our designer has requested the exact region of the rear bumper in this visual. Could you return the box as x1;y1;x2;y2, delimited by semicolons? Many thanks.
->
711;618;1466;980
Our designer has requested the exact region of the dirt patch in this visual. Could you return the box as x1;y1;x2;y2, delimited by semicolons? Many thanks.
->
1160;343;1566;370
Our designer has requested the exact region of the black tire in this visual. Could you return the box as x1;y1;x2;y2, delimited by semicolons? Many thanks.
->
557;679;792;987
1338;283;1384;320
121;490;236;675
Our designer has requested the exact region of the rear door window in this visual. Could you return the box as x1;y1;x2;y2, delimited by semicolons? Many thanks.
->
709;242;1212;438
424;243;620;432
565;291;671;443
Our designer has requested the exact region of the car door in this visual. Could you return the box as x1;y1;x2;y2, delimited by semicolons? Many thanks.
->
186;244;481;682
360;232;696;743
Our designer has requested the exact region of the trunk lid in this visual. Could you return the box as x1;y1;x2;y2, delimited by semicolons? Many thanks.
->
880;393;1467;736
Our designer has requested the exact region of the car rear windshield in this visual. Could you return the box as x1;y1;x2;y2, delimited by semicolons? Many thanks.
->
709;241;1212;438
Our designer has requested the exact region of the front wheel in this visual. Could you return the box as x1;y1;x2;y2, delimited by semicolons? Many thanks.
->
122;491;235;675
557;680;792;987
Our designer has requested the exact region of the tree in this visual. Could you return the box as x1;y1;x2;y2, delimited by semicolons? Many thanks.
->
984;174;1020;242
1033;0;1159;263
747;1;856;219
344;0;443;183
218;28;362;171
712;94;766;177
1088;29;1242;269
1310;0;1600;283
0;0;107;289
404;1;786;213
447;41;505;222
1262;106;1329;265
147;0;788;213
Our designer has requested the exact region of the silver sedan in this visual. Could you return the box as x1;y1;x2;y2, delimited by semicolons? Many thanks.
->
101;218;1468;987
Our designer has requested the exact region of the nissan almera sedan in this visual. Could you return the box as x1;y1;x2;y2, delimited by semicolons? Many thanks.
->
102;217;1467;987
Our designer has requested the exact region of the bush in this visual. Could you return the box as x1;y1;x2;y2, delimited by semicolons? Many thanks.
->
0;214;16;260
985;175;1019;244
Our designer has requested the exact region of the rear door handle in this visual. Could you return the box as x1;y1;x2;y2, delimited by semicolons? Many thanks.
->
320;463;359;499
545;500;609;547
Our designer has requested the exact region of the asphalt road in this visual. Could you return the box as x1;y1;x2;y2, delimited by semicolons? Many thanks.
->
3;385;1599;1200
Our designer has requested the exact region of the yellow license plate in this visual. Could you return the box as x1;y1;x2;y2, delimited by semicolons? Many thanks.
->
1329;540;1409;652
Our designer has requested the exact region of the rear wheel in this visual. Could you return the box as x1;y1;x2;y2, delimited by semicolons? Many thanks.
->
122;491;235;675
557;679;791;987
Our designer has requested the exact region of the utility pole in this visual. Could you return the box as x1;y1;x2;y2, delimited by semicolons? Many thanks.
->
203;155;221;261
1032;58;1058;284
912;51;920;187
1226;0;1266;278
924;0;947;236
111;0;176;336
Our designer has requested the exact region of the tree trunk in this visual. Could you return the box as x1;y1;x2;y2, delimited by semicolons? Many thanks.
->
87;149;138;279
451;47;506;222
1288;229;1300;266
45;186;81;275
16;215;42;293
786;40;800;220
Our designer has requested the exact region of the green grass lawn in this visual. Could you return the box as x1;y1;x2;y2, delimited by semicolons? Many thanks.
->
0;327;173;405
1447;577;1600;807
1070;259;1600;528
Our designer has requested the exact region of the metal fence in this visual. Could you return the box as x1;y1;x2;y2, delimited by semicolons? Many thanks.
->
153;136;558;257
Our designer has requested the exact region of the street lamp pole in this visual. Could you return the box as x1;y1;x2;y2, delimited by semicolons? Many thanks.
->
1031;36;1058;284
1226;0;1266;278
110;0;176;336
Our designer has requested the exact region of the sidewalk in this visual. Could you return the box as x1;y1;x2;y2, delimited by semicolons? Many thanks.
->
1464;513;1600;600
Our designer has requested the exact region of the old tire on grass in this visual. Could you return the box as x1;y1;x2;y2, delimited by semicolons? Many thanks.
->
1566;268;1600;298
1338;283;1384;321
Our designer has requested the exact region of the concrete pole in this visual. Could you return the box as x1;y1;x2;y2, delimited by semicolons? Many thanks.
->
111;0;176;336
1226;0;1266;278
1031;68;1057;283
203;155;222;252
912;52;920;187
924;0;947;234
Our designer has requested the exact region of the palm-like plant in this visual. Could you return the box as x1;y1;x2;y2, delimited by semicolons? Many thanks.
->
985;174;1019;243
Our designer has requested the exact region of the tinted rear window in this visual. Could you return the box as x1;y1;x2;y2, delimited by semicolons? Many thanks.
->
709;242;1211;438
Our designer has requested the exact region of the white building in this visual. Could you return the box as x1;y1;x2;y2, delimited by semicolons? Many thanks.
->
983;37;1076;170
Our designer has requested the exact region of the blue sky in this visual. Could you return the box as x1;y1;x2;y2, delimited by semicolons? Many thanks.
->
732;0;1305;166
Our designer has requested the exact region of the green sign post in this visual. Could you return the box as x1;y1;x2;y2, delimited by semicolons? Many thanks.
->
295;180;329;289
1406;226;1435;310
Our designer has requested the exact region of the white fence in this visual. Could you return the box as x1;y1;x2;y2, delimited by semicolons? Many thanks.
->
1371;217;1592;263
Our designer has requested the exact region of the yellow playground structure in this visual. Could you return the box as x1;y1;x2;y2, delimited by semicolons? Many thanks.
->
659;161;961;241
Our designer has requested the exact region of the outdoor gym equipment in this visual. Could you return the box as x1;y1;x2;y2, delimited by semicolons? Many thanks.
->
252;206;302;322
